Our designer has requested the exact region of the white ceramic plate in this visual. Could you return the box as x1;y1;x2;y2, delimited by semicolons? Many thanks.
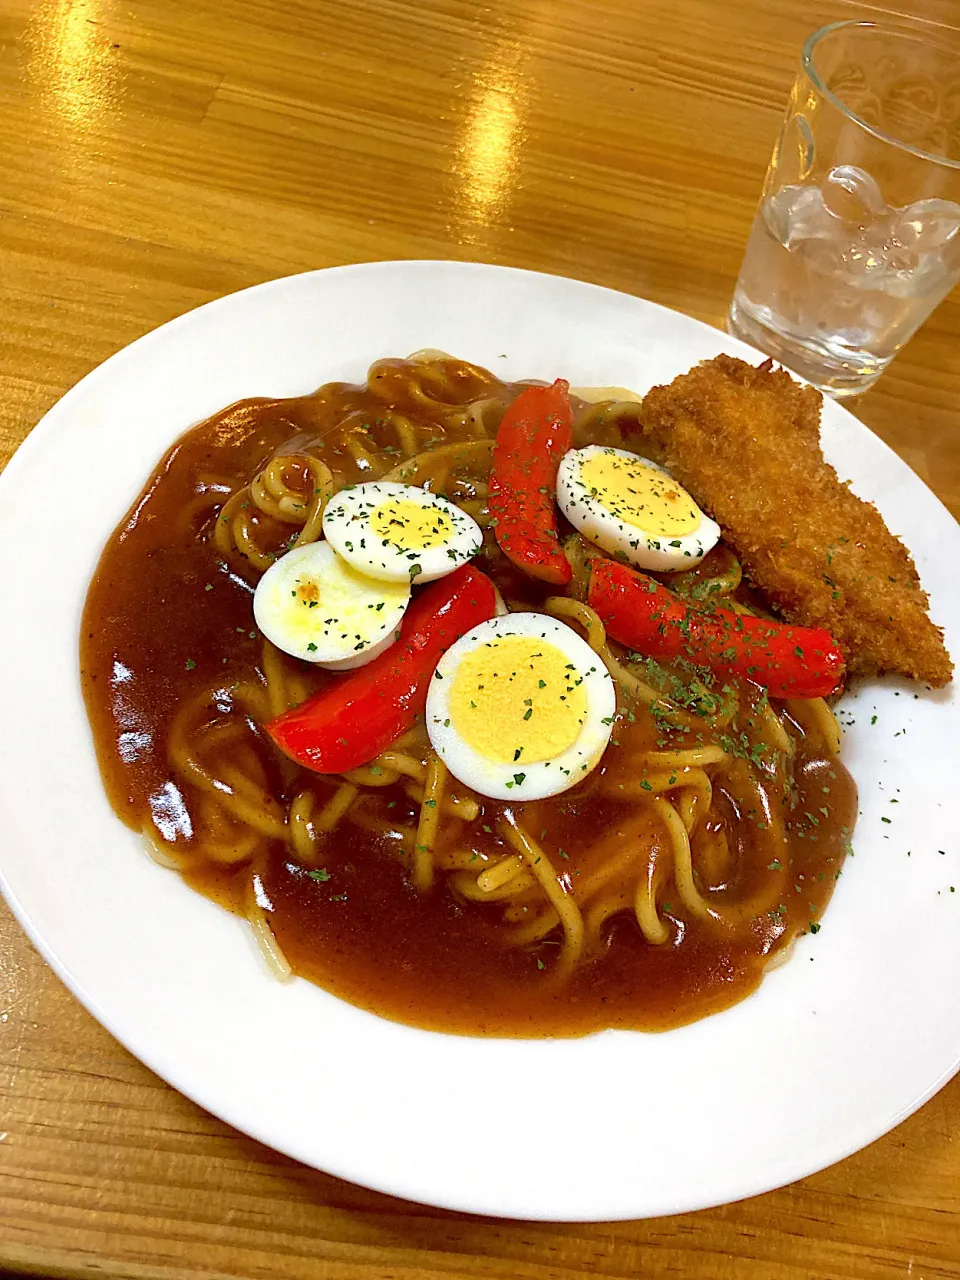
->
1;262;958;1222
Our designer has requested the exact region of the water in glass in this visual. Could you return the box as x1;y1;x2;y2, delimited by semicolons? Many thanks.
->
730;164;960;395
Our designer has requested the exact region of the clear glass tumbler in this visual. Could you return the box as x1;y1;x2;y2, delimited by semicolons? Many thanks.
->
728;20;960;397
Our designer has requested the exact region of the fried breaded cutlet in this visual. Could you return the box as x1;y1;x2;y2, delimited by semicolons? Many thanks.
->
638;355;952;687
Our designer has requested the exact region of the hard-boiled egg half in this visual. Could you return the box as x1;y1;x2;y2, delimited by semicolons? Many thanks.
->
426;613;616;801
253;541;410;670
322;481;483;584
556;445;720;571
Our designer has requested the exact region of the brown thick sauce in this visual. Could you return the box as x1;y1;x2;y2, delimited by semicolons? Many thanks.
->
81;360;857;1037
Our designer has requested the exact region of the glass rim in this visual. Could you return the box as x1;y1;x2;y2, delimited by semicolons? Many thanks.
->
802;19;960;172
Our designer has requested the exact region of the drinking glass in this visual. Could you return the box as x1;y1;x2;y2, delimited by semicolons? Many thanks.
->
728;20;960;397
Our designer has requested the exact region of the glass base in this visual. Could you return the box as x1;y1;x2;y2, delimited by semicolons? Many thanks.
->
726;296;889;399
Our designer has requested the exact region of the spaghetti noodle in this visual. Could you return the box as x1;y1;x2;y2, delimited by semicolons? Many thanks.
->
80;353;858;1036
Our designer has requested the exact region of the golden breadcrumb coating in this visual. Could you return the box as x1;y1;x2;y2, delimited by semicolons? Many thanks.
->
638;355;952;687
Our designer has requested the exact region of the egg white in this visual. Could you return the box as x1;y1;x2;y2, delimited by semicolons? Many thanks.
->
253;540;410;670
322;481;482;583
556;445;720;572
425;612;616;802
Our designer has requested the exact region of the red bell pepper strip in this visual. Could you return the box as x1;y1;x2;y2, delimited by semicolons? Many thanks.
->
488;380;574;586
265;564;497;773
588;558;844;699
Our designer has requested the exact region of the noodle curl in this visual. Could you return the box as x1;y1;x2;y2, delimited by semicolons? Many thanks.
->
87;352;854;1022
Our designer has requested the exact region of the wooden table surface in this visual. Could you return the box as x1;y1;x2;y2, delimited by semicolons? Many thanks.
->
2;0;960;1275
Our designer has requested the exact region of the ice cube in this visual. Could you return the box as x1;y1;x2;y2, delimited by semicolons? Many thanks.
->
821;165;886;227
762;185;799;245
885;246;920;275
765;185;839;248
795;238;845;277
764;185;811;245
842;225;911;286
892;198;960;253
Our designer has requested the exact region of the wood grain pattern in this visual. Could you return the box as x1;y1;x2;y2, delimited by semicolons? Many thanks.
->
1;0;959;1274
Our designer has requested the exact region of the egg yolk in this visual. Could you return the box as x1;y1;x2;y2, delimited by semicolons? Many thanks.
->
448;636;588;765
288;561;407;635
293;577;321;606
579;453;700;537
370;498;454;550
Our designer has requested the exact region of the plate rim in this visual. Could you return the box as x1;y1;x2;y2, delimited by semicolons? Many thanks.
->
2;258;959;1221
